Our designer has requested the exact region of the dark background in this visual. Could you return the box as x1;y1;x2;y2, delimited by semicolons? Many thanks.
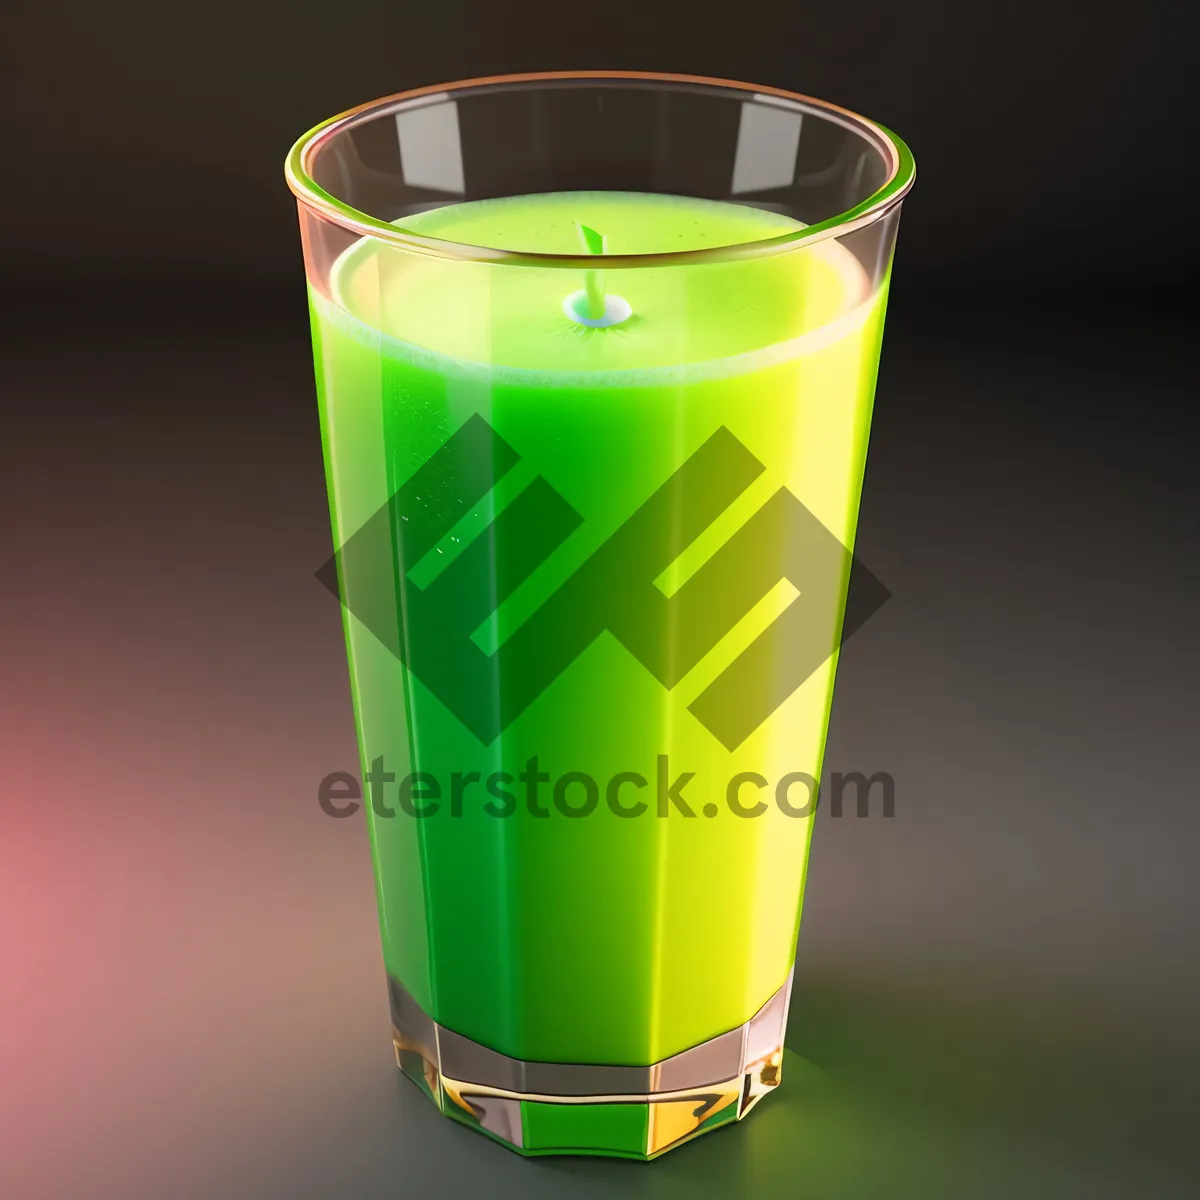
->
2;2;1197;1198
2;0;1194;296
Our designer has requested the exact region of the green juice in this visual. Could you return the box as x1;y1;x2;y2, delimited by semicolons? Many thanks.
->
308;190;889;1156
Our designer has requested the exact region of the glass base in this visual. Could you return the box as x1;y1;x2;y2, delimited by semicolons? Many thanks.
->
389;971;792;1159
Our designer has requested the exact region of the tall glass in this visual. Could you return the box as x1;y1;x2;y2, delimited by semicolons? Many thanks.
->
286;72;914;1159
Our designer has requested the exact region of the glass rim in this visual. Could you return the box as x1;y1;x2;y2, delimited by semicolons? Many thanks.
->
284;71;916;269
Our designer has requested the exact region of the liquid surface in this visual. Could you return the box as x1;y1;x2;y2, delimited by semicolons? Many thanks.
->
397;189;804;254
326;191;869;374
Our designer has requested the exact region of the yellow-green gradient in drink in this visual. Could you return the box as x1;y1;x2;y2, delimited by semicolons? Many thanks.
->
308;192;889;1067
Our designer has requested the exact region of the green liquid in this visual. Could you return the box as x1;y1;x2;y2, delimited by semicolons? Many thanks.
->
309;191;889;1066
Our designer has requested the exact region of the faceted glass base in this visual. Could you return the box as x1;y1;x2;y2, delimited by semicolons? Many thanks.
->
390;972;792;1159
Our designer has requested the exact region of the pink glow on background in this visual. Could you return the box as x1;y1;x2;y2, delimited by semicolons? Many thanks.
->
0;683;383;1197
0;398;391;1196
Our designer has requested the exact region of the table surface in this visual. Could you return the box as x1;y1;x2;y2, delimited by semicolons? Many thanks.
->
2;298;1196;1198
